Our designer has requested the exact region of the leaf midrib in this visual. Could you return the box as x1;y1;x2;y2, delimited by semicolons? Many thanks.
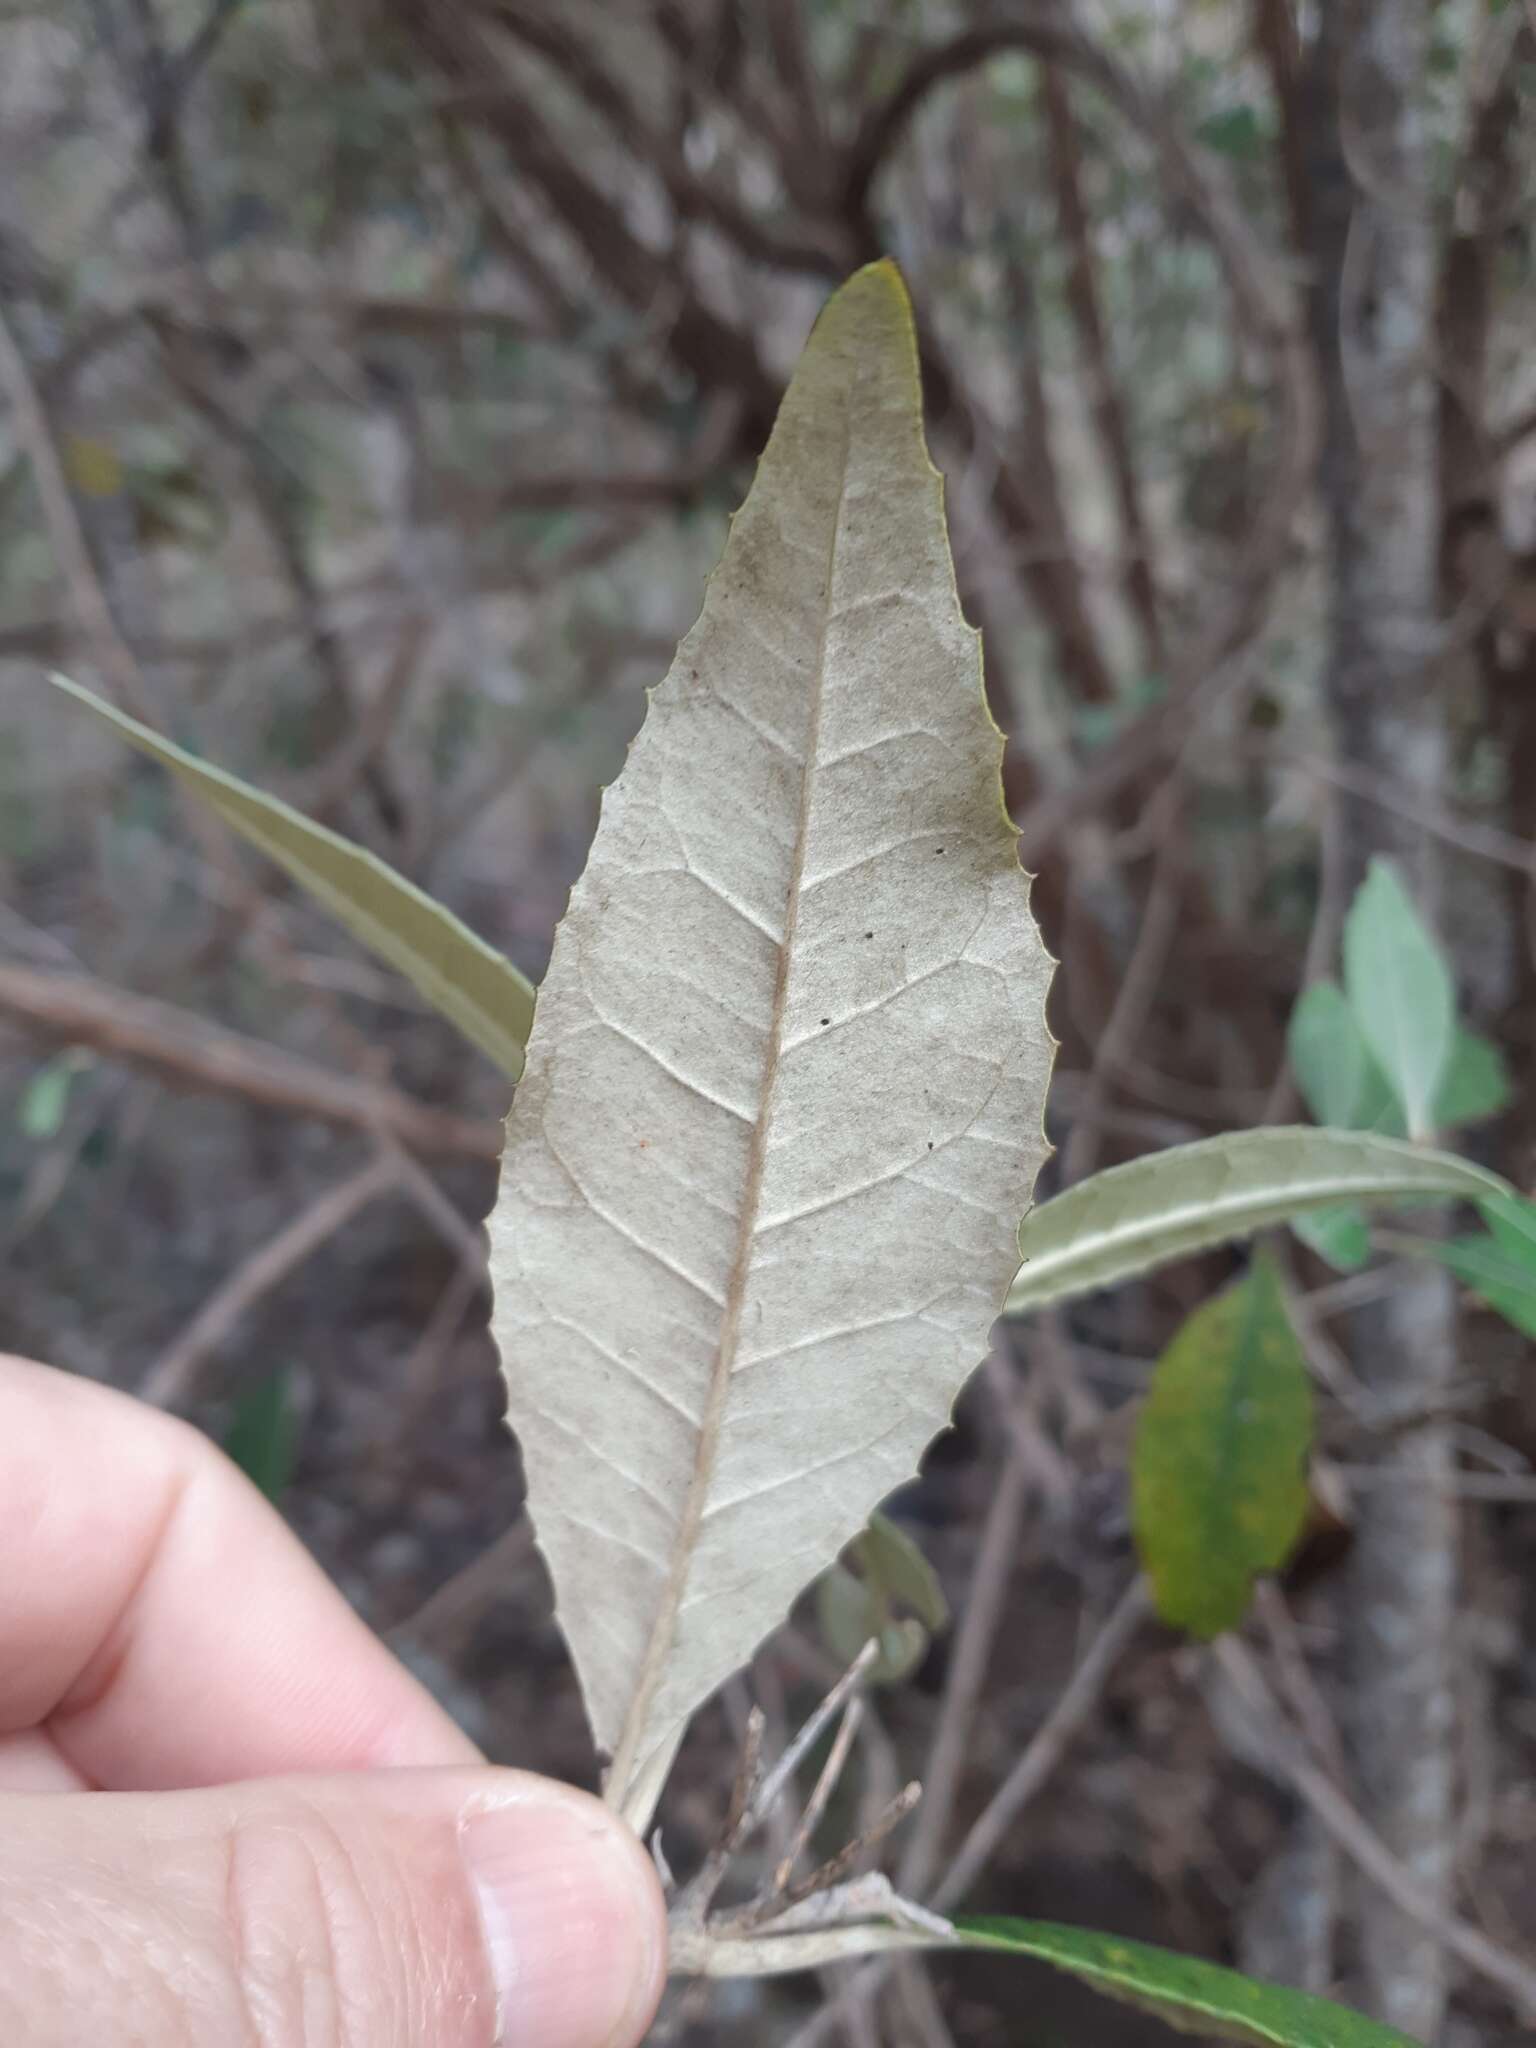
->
606;383;859;1804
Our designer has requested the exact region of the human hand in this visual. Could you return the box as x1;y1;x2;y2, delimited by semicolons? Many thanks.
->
0;1355;667;2048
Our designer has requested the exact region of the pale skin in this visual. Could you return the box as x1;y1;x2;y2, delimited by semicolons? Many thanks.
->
0;1354;668;2048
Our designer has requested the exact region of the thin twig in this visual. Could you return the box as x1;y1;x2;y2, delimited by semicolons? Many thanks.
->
391;1523;534;1651
897;1415;1032;1897
778;1784;923;1911
1215;1637;1536;2019
1059;791;1186;1187
799;1576;1151;2048
0;299;155;718
933;1576;1151;1912
140;1151;399;1407
773;1699;865;1896
754;1642;880;1833
0;963;501;1159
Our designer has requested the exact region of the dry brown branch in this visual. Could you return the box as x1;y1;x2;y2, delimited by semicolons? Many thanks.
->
896;1421;1033;1900
931;1575;1151;1913
140;1150;399;1407
0;963;501;1159
1254;1581;1349;1787
0;298;155;720
1300;5;1460;2028
392;1523;535;1653
852;17;1314;854
792;1575;1151;2048
1040;63;1164;675
482;7;843;278
1058;795;1186;1188
1215;1636;1536;2021
295;614;431;825
1274;748;1536;874
402;1;779;441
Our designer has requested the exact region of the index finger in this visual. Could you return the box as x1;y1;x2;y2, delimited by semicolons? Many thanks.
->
0;1356;483;1790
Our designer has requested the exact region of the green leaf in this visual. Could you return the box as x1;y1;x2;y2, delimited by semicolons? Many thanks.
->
18;1052;82;1139
1287;980;1370;1128
1480;1188;1536;1265
815;1511;948;1686
1433;1026;1511;1129
223;1368;300;1503
1006;1128;1504;1316
1342;859;1454;1140
46;673;534;1080
815;1565;929;1686
1289;1202;1371;1272
857;1511;948;1632
1132;1259;1312;1637
1412;1228;1536;1341
1403;1195;1536;1339
1195;103;1267;163
952;1918;1421;2047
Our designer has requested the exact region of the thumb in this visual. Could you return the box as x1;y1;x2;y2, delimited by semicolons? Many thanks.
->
0;1766;667;2048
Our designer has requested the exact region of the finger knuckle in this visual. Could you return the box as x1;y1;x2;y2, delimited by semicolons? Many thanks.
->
221;1802;405;2048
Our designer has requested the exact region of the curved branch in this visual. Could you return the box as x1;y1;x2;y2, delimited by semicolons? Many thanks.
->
845;14;1318;836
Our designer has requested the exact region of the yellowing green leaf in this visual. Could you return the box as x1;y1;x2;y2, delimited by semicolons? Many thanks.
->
1007;1127;1503;1316
1132;1258;1313;1637
953;1918;1420;2047
63;433;123;498
489;263;1054;1826
46;672;533;1079
1342;858;1454;1140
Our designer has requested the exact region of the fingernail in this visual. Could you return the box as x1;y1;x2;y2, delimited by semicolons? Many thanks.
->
461;1792;664;2048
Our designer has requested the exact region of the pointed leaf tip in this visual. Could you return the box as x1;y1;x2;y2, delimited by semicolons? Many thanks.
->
44;670;533;1079
953;1918;1423;2046
1008;1127;1505;1315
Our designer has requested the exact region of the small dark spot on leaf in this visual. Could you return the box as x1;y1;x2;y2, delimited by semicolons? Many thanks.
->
864;931;873;939
927;1141;934;1150
820;1017;830;1026
934;846;944;854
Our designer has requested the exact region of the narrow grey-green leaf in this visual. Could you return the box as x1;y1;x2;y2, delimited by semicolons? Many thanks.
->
1132;1258;1312;1636
490;262;1055;1827
1006;1128;1505;1316
46;672;534;1079
1342;858;1454;1140
1290;1202;1371;1272
1434;1026;1511;1129
953;1918;1420;2047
